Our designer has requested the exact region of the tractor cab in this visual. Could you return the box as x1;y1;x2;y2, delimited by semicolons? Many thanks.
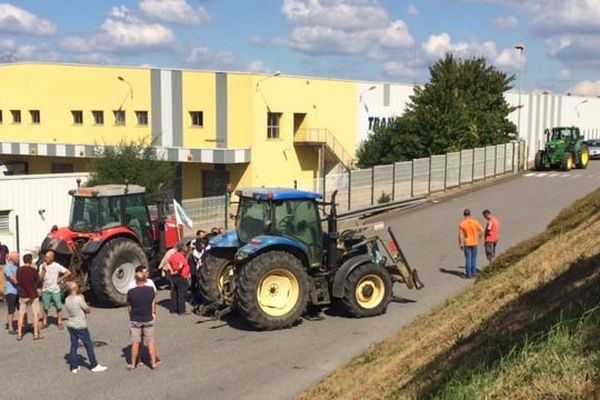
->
548;127;580;143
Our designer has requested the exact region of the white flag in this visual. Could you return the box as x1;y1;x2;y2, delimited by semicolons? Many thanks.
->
173;199;193;229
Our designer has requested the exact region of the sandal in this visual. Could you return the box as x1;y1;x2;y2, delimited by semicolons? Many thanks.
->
126;364;137;371
16;335;23;341
33;335;44;340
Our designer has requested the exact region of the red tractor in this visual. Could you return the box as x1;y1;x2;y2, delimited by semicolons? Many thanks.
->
40;183;182;306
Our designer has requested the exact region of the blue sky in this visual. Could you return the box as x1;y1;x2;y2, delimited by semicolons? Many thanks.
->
1;0;600;95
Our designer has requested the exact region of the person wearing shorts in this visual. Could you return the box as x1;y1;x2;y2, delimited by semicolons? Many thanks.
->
3;251;19;333
127;269;158;370
16;253;42;340
40;250;71;330
482;209;500;262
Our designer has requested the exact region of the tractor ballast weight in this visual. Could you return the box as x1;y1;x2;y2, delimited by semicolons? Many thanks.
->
199;187;424;330
534;126;589;171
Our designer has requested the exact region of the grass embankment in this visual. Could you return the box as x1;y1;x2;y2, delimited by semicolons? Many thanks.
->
300;189;600;400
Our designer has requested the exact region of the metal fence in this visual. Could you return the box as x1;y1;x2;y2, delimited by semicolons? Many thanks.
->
182;141;526;230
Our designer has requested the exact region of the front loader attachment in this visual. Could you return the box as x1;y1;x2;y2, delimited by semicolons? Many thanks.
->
384;227;425;290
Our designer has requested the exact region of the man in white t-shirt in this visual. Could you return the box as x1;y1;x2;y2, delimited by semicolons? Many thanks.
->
40;250;71;330
127;265;157;292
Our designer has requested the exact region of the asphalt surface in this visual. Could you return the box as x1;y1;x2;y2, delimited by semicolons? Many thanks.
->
2;164;600;400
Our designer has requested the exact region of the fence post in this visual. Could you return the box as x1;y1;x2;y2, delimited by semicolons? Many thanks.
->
391;163;396;201
347;169;352;210
15;214;20;252
443;155;448;190
411;159;415;197
483;147;487;180
428;156;432;194
494;145;498;176
512;142;516;173
471;148;476;182
371;167;375;205
458;150;462;186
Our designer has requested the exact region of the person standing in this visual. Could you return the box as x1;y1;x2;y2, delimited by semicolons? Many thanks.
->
64;281;107;373
482;209;500;262
16;253;42;340
189;230;207;308
126;265;157;292
40;250;71;330
0;243;8;301
127;269;158;370
458;209;484;279
3;251;18;334
167;243;191;315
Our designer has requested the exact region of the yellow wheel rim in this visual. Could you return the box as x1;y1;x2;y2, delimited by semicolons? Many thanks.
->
567;155;573;170
218;264;233;294
257;269;300;317
582;149;589;166
355;274;385;309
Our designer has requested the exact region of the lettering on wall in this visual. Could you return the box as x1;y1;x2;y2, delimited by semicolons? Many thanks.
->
367;116;400;131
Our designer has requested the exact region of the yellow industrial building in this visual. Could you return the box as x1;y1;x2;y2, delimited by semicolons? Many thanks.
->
0;63;358;199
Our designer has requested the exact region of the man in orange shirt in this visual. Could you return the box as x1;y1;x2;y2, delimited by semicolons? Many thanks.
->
458;209;484;278
482;209;500;262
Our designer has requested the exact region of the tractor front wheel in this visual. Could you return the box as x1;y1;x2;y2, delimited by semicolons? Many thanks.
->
90;238;147;306
577;145;589;169
340;262;392;318
236;251;309;330
199;250;234;304
561;152;574;171
534;151;545;171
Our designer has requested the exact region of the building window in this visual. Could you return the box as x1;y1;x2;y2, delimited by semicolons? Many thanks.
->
3;161;28;175
51;163;74;173
113;110;126;125
136;111;148;126
267;112;282;139
190;111;204;127
92;110;104;125
71;110;83;125
0;211;9;234
0;110;3;124
30;110;40;124
11;110;21;124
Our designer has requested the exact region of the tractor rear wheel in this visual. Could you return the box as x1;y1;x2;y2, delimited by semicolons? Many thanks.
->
561;152;574;171
199;250;234;304
534;151;545;171
90;237;146;306
576;144;589;169
236;251;309;330
340;262;392;318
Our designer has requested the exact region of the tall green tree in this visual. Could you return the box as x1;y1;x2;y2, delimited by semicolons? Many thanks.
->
86;138;175;198
357;54;517;168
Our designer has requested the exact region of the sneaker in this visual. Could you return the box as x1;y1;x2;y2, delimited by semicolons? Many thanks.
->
91;365;108;372
71;367;80;374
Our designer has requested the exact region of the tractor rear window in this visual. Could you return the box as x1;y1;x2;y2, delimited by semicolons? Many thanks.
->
237;198;269;242
69;196;124;232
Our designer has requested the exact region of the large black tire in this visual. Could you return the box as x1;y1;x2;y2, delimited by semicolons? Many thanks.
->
236;251;309;330
90;237;147;306
199;250;234;304
561;152;574;171
576;144;589;169
534;151;544;171
340;262;393;318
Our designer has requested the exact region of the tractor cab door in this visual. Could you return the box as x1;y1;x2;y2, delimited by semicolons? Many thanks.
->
274;200;323;267
124;194;153;249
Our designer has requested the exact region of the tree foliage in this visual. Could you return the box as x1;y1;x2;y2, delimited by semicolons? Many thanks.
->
357;54;517;168
86;138;175;197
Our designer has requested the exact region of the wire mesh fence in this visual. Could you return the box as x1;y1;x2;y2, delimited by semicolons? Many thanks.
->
180;141;526;231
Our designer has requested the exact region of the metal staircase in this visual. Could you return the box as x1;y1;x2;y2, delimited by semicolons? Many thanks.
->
293;128;354;169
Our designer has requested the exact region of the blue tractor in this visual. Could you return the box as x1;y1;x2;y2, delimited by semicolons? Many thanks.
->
198;188;424;330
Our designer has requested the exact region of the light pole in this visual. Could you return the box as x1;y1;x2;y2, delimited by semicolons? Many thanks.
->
256;71;282;113
576;99;589;119
514;44;525;139
117;76;133;99
359;85;376;113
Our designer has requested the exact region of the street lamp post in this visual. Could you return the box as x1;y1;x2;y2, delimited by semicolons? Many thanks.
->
576;99;589;119
514;45;525;140
359;85;376;113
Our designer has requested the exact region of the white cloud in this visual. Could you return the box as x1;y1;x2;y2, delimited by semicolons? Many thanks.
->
407;4;418;17
247;60;267;73
0;37;57;62
570;80;600;96
61;6;175;54
0;3;56;35
139;0;211;26
555;68;572;81
186;45;237;70
278;0;414;55
492;15;518;30
383;60;417;79
249;36;264;46
423;32;526;71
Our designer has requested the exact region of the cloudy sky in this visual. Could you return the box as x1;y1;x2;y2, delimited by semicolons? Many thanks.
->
1;0;600;95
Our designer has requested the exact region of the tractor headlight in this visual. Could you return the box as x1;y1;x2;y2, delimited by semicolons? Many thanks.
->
235;251;249;261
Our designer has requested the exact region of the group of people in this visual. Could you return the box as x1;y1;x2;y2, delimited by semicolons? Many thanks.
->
458;208;500;278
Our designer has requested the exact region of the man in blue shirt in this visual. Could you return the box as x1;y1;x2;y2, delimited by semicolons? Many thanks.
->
4;251;19;334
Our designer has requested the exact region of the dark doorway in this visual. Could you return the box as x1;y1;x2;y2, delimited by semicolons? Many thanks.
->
203;170;230;197
293;113;306;136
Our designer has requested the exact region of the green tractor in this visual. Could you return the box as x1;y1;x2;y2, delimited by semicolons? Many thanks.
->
534;126;589;171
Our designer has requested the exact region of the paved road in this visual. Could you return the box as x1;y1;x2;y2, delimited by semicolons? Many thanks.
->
2;163;600;400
